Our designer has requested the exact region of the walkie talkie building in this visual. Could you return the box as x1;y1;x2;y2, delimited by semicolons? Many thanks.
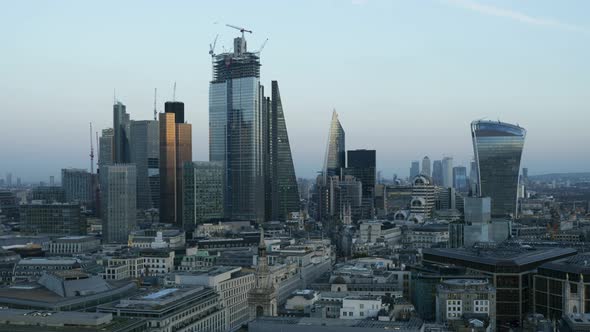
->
471;120;526;218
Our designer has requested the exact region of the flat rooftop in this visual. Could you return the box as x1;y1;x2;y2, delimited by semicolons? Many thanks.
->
423;247;577;267
250;317;424;330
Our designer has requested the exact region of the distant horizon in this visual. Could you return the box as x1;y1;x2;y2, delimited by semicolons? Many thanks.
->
2;1;589;182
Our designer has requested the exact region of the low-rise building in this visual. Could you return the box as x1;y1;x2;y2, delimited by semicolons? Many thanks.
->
128;229;185;249
47;236;100;255
340;295;385;319
436;279;496;331
13;257;81;282
98;286;226;332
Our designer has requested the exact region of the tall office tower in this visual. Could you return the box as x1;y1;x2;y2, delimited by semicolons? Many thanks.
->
21;202;86;236
100;164;136;243
99;128;114;168
323;110;346;184
61;168;93;204
183;161;224;231
160;102;192;226
432;160;443;186
266;81;300;221
345;149;376;220
421;156;431;177
442;157;453;188
452;166;468;192
210;33;265;223
471;120;526;218
469;159;478;194
49;176;55;187
130;120;160;210
522;167;529;184
5;173;12;187
113;101;131;163
410;161;420;179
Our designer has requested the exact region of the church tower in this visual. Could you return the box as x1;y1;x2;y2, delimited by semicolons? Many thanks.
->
248;227;278;318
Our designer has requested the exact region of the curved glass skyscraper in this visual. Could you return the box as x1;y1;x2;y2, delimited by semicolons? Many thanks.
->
471;120;526;218
322;110;345;184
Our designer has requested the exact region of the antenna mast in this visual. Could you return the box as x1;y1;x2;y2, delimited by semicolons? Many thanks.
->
89;122;94;174
153;88;157;120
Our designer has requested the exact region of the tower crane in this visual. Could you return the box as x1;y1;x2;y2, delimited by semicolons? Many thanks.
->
226;24;252;39
253;38;269;54
209;34;219;58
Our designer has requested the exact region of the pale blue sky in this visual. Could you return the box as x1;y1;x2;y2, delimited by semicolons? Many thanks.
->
1;0;589;182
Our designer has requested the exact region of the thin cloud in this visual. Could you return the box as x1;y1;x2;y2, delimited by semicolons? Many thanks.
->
442;0;589;34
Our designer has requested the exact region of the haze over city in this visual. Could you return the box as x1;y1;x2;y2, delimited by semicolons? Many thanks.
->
2;0;589;182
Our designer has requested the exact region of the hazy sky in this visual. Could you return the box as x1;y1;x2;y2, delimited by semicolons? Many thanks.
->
1;0;589;182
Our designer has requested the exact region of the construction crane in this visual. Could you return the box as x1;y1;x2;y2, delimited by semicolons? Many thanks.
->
226;24;252;39
96;132;99;169
89;122;94;174
172;82;176;101
253;38;269;54
209;34;219;58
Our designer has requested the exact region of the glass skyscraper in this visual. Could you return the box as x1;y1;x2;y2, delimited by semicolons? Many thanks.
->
113;101;131;163
471;120;526;218
130;120;160;210
183;161;224;231
323;110;345;184
345;149;376;220
209;36;265;222
100;164;136;244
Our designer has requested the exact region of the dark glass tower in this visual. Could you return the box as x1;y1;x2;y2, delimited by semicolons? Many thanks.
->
345;149;376;219
432;160;443;186
130;120;160;210
267;81;300;220
322;110;345;184
113;101;131;163
471;120;526;218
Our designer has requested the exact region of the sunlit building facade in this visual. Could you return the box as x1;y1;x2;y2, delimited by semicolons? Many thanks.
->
471;120;526;218
323;110;345;184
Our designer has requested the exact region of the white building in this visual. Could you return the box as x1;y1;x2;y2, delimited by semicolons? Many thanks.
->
172;266;255;332
47;236;100;255
340;295;385;319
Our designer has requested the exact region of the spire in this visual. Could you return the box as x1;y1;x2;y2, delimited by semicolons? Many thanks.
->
259;226;265;248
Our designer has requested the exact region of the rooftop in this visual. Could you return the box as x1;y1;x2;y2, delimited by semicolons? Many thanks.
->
250;317;424;330
423;247;577;267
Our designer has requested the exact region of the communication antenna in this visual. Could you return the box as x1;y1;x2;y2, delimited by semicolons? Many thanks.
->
89;122;94;174
153;88;158;120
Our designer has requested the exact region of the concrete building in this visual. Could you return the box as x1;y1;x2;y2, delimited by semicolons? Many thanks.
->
409;175;436;220
359;221;401;245
172;266;255;331
422;156;431;177
20;202;86;236
249;316;425;332
340;295;384;319
48;236;100;255
99;286;226;332
61;168;93;204
249;229;278;318
442;157;453;188
98;128;114;167
436;279;496;331
100;164;136;244
30;186;66;203
128;229;185;249
12;257;80;282
402;224;449;249
410;161;420;180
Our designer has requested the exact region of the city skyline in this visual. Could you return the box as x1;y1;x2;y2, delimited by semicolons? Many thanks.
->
2;1;590;182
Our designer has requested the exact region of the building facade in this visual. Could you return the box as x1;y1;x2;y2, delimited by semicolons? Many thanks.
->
21;202;86;236
471;120;526;218
61;168;93;204
323;110;345;184
130;120;160;210
100;164;136;244
183;161;224;231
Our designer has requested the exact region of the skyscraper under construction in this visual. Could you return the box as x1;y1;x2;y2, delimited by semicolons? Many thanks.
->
209;28;299;223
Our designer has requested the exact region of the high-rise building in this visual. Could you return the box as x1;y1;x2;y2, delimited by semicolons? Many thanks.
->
5;173;12;187
61;168;93;204
99;128;114;168
452;166;468;192
130;120;160;210
49;176;55;187
21;202;86;236
183;161;224;231
0;191;19;223
471;120;526;218
113;101;131;163
345;149;376;220
100;164;136;243
209;34;265;223
266;81;300;221
31;186;66;203
432;160;443;186
442;157;453;188
160;102;192;226
469;159;478;194
323;110;346;184
410;161;420;179
421;156;431;177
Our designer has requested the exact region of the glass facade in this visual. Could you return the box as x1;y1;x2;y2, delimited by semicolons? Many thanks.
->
130;120;159;210
452;166;468;192
471;120;526;218
159;112;177;224
323;110;345;184
183;161;224;230
113;102;131;163
345;149;376;220
209;41;265;222
61;168;93;204
100;164;136;244
99;128;114;167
